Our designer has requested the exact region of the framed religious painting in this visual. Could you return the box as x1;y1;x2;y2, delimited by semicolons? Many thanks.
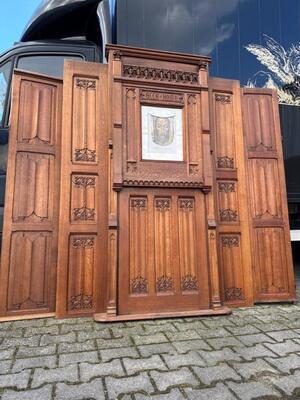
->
141;106;183;162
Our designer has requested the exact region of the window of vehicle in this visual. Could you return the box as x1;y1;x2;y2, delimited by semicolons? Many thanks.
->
0;60;12;126
17;54;84;78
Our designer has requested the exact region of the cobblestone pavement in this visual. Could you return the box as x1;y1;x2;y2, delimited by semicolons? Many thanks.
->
0;269;300;399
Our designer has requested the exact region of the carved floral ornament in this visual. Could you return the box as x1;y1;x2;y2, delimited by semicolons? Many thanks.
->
221;235;240;247
70;292;93;310
156;275;173;292
72;237;94;248
75;78;96;90
225;287;244;301
218;182;235;192
217;156;234;169
220;209;238;222
155;198;171;211
215;94;231;104
131;276;148;294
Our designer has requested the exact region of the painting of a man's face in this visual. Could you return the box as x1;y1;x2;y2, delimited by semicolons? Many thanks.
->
142;105;183;161
152;116;174;146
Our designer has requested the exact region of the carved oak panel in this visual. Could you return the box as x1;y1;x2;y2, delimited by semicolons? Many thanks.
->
72;77;98;163
67;235;96;312
71;174;97;223
13;153;54;223
7;232;53;312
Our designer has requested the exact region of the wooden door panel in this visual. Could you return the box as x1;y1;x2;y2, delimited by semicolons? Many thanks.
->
119;189;209;315
56;60;108;317
242;89;295;302
210;78;254;307
0;71;62;317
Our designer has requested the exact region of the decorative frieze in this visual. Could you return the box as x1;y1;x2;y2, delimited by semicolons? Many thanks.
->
123;64;199;84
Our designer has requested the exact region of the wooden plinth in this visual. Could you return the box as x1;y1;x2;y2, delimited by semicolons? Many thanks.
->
93;307;231;322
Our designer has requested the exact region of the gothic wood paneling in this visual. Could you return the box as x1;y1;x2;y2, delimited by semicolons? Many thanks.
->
56;61;108;317
210;78;254;307
242;89;296;302
118;189;210;315
0;71;62;317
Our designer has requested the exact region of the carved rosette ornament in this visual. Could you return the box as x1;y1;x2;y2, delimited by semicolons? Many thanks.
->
225;287;244;301
72;237;94;248
73;176;96;188
221;236;240;247
123;64;199;84
73;206;95;221
70;292;93;310
218;182;235;192
131;198;147;210
74;148;96;162
179;199;194;210
131;276;148;294
75;78;96;90
181;275;198;291
220;209;238;222
215;94;231;104
155;199;171;211
156;275;173;292
217;156;234;169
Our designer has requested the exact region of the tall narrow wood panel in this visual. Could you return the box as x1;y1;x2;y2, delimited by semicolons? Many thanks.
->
242;88;296;302
56;61;108;317
0;71;62;317
210;78;253;307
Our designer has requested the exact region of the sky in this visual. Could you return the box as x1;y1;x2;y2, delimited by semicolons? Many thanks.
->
0;0;41;54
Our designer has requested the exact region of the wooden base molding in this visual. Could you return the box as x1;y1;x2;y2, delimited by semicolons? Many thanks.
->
94;307;232;322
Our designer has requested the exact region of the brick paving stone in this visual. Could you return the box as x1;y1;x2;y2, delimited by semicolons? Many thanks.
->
0;322;11;330
80;359;124;381
96;336;132;349
23;325;59;337
40;332;76;346
12;355;56;372
231;359;278;379
165;330;200;341
162;351;205;369
60;322;94;334
173;321;208;331
106;372;154;399
138;343;176;357
77;329;112;341
236;333;276;346
45;318;83;326
184;383;237;399
100;346;139;362
135;388;185;399
55;379;105;400
206;337;244;350
0;360;12;374
198;327;232;339
233;343;278;360
253;322;289;332
0;348;15;360
0;370;31;389
1;385;53;400
225;325;261;335
13;319;44;328
112;326;146;337
172;339;211;353
270;370;300;395
58;339;96;354
123;355;166;374
16;344;56;358
264;339;300;356
132;333;169;346
142;323;178;335
31;364;78;388
198;348;242;365
0;329;23;338
193;364;241;385
59;351;98;367
226;381;280;400
201;318;235;328
150;368;198;391
0;336;40;349
266;354;300;373
266;329;300;342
